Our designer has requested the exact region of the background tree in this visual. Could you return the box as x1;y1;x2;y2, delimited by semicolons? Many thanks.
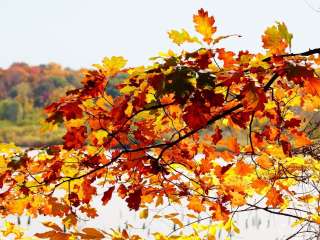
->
1;8;320;240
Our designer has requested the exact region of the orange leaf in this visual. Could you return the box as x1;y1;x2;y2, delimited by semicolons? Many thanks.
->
169;217;184;228
210;202;230;222
256;155;273;169
42;222;62;232
193;8;217;44
241;82;267;111
304;77;320;96
217;48;236;68
35;231;71;240
217;137;240;154
187;196;205;213
234;160;254;176
230;191;246;207
81;228;105;239
262;22;292;54
251;179;268;194
266;188;284;208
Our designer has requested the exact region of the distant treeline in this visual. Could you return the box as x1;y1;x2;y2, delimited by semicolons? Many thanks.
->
0;63;83;146
0;62;125;147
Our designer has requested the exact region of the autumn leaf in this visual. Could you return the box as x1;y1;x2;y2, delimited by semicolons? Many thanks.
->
168;217;184;228
251;179;268;194
217;48;236;68
230;191;246;207
234;160;254;176
212;34;242;45
210;202;230;222
139;208;149;219
262;22;292;54
63;126;87;150
126;189;142;211
35;231;71;240
193;8;217;44
187;196;205;213
256;155;273;169
101;186;115;205
266;188;284;208
41;222;63;232
211;127;223;144
304;77;320;96
82;179;97;204
183;102;209;129
81;228;105;239
240;82;267;111
168;29;200;46
216;137;240;155
92;56;127;77
79;205;98;218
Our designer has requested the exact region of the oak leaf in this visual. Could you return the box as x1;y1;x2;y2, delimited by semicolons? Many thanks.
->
193;8;217;44
126;189;142;211
168;29;200;46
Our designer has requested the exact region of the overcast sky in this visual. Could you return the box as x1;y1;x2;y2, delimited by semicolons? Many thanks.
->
0;0;320;69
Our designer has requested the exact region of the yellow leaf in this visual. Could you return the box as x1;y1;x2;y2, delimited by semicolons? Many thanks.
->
93;56;127;77
96;96;113;110
224;219;240;234
249;53;270;69
139;208;149;219
312;215;320;224
65;118;86;128
168;29;200;46
92;130;108;145
125;102;133;117
291;218;305;228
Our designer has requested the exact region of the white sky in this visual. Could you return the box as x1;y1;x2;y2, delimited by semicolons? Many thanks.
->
0;0;320;69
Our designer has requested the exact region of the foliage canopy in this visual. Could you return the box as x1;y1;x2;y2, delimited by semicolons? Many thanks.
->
1;8;320;239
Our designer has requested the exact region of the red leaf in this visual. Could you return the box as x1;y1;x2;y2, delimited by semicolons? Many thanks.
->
68;192;80;207
183;103;209;129
284;118;301;128
280;140;292;157
126;189;142;211
63;126;87;150
82;179;97;204
101;186;115;205
211;127;222;144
